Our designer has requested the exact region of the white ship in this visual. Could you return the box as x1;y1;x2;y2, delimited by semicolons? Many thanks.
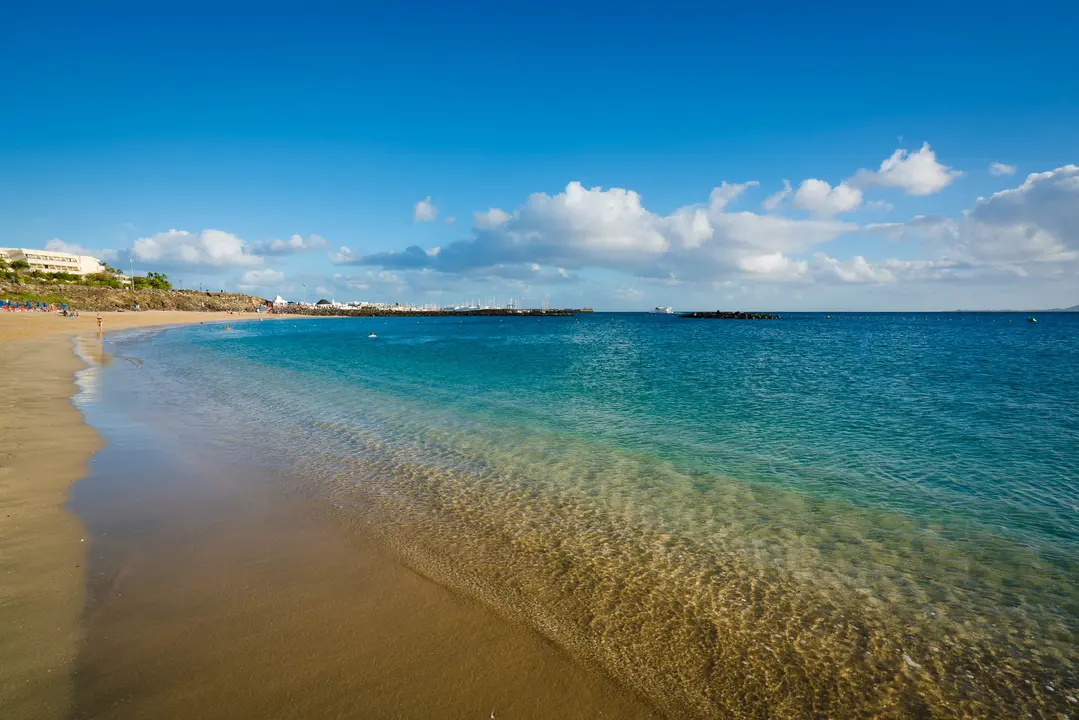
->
652;306;674;314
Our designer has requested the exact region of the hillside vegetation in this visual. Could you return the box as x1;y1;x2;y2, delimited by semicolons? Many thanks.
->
0;281;267;312
1;260;267;311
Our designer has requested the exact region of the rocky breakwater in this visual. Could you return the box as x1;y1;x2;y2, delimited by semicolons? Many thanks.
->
680;310;781;319
275;307;581;318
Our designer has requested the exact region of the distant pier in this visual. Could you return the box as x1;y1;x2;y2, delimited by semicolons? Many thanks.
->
680;311;781;320
271;307;591;318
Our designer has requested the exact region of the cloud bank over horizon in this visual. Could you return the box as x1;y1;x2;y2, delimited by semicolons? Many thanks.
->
28;146;1079;310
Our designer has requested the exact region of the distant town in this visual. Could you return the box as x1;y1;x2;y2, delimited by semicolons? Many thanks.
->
0;247;592;315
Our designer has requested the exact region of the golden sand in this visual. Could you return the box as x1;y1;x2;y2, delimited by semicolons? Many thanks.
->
0;311;656;719
0;312;270;717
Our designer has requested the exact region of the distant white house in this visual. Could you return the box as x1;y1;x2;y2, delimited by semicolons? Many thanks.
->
0;247;105;276
272;295;289;306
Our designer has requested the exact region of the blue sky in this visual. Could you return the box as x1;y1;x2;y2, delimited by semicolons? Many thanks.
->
2;0;1077;310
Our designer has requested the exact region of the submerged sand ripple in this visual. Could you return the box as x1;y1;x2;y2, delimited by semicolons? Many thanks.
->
301;427;1078;719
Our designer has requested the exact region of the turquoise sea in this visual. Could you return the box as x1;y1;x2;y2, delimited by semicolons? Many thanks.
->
92;312;1078;717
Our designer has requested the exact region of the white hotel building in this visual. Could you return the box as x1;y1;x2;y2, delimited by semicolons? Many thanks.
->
0;248;105;275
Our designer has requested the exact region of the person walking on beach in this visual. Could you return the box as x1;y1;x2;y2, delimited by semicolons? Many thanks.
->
97;314;104;338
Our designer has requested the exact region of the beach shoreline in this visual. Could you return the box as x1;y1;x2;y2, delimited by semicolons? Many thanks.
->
0;311;278;718
1;311;658;719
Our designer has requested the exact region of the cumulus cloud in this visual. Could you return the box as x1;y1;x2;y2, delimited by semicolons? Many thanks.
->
329;246;358;264
989;162;1016;176
867;165;1079;272
328;266;572;302
132;229;262;268
852;143;962;196
323;160;1075;303
338;181;853;285
249;233;327;255
473;208;511;229
239;268;285;289
414;196;438;222
737;252;809;280
337;244;434;269
792;179;863;217
762;180;792;212
810;255;959;284
44;238;99;256
708;180;759;210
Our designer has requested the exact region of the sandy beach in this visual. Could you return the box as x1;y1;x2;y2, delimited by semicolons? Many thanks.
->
0;312;271;718
0;311;656;719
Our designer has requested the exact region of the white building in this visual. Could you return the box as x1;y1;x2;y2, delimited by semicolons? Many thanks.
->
0;248;105;276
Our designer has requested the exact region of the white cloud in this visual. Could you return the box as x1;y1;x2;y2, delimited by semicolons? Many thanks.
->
866;200;894;212
250;233;327;255
737;252;809;279
810;255;958;284
44;238;121;261
852;143;962;195
867;165;1079;272
326;163;1078;306
132;229;262;268
812;254;895;283
708;180;759;211
762;180;792;212
43;238;95;256
239;268;285;289
792;179;863;217
330;246;358;264
989;162;1016;176
414;196;438;222
473;208;511;229
345;181;854;284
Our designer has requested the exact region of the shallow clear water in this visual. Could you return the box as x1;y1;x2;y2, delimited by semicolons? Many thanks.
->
100;313;1079;717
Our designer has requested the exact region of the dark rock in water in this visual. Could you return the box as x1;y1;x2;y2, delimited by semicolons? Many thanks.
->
680;310;781;320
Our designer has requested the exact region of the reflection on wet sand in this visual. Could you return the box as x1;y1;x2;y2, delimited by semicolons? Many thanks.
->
70;379;659;719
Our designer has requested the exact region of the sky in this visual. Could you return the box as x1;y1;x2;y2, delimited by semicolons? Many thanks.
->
2;0;1077;311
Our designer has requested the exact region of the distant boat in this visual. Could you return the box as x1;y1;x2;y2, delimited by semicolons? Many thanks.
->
652;306;674;314
1026;317;1038;323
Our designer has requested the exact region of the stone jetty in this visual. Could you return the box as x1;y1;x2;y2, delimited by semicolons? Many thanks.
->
680;310;781;320
275;306;586;318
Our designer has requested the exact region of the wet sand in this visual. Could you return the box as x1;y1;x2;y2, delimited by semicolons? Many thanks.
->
0;311;656;719
0;311;262;718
